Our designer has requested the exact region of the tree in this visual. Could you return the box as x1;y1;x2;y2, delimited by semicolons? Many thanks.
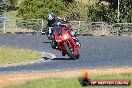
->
0;0;6;15
66;1;88;21
119;0;132;22
9;0;17;6
107;0;132;23
17;0;132;23
89;0;132;23
17;0;66;19
88;2;109;22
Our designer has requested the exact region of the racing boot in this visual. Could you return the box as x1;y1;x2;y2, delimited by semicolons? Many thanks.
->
48;33;54;40
51;41;56;49
51;41;59;50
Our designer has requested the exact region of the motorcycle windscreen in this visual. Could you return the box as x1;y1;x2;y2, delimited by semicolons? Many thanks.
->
54;26;62;35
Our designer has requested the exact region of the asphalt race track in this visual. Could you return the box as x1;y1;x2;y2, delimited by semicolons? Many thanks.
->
0;34;132;73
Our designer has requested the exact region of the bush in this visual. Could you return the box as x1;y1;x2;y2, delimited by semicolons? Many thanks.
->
16;19;43;31
0;0;6;15
106;0;132;23
17;0;132;23
17;0;66;19
88;3;109;22
65;1;88;21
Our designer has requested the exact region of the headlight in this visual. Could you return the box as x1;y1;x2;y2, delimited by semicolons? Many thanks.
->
63;34;68;40
56;40;62;42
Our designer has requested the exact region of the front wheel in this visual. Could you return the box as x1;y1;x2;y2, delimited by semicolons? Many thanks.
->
63;44;75;60
76;52;80;59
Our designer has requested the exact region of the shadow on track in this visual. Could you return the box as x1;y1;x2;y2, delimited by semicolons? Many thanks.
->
52;58;75;60
42;57;71;60
43;42;51;44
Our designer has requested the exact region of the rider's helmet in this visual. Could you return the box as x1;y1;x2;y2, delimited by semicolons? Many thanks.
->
47;13;56;22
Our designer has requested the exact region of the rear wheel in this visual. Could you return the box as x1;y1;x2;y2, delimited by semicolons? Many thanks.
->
63;44;75;60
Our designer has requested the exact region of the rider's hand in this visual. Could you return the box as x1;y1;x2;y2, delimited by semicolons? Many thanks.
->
57;22;61;26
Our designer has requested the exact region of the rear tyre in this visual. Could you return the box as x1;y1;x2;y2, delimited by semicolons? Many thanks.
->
63;44;75;60
51;41;56;49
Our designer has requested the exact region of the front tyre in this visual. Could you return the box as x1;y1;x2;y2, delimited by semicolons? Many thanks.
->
76;52;80;59
63;44;75;60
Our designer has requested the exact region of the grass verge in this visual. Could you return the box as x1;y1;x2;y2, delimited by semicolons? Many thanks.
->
5;73;132;88
4;11;17;18
0;46;41;65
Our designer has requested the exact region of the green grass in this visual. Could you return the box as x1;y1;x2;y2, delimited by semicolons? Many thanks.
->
0;46;41;65
4;11;17;19
5;73;132;88
0;30;3;34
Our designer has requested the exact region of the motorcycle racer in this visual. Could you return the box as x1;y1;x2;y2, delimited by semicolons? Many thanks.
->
47;13;61;39
47;13;81;53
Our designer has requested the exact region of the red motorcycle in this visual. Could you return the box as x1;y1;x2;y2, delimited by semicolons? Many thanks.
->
52;26;80;60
